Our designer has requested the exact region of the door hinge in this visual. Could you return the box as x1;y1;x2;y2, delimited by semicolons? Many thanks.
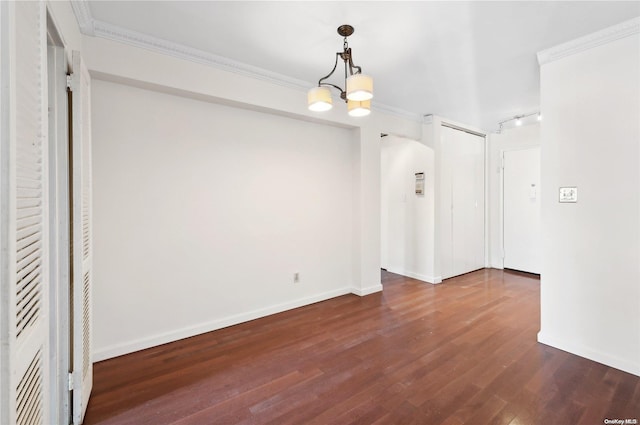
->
66;74;73;91
68;372;74;391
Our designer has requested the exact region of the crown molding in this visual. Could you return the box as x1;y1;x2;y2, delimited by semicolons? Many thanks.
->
538;16;640;66
70;0;94;36
371;103;423;122
92;20;312;92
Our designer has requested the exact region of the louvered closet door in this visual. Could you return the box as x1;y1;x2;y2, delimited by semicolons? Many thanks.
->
70;50;93;425
0;2;50;425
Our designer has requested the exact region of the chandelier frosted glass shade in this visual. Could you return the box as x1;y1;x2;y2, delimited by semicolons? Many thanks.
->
307;86;333;111
347;99;371;117
346;74;373;101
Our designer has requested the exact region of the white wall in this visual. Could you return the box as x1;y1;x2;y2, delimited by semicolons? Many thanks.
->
80;30;430;360
538;23;640;376
92;80;358;359
351;126;385;296
380;136;435;282
488;124;540;268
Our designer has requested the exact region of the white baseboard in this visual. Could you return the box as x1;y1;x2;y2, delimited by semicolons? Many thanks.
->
351;284;383;296
93;287;352;362
537;331;640;377
386;267;442;284
429;275;443;284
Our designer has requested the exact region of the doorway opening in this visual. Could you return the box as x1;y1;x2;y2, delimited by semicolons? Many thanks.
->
380;134;435;283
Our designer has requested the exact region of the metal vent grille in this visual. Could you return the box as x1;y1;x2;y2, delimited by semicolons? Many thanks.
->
16;349;43;425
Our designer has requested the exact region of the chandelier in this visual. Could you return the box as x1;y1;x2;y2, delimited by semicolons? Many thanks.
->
307;25;373;117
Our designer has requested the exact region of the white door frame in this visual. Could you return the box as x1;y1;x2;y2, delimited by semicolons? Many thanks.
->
46;8;70;425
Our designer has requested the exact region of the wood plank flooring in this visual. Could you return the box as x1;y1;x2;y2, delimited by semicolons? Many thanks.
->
84;269;640;424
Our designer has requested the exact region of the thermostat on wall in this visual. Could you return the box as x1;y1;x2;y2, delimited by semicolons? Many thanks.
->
559;187;577;203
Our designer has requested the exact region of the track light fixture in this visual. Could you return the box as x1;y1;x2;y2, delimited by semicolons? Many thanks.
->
307;25;373;117
496;111;541;133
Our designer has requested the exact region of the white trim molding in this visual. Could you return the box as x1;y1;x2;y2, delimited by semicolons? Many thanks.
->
91;20;313;92
538;16;640;65
386;267;442;284
351;284;384;296
538;332;640;377
70;0;94;36
94;287;353;361
372;103;423;123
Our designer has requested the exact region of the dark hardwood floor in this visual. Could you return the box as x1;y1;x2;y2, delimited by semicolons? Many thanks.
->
84;269;640;425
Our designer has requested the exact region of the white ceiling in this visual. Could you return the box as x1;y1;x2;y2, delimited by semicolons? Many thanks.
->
83;1;640;131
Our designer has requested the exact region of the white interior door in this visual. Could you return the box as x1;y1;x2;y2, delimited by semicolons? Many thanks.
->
503;147;541;274
0;2;50;424
441;126;485;279
69;51;93;425
451;130;485;276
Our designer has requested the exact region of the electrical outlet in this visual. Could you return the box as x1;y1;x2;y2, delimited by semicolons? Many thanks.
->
293;272;299;283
